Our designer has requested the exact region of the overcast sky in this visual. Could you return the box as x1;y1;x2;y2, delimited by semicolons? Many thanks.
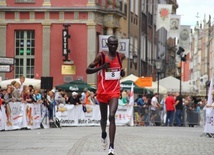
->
177;0;214;26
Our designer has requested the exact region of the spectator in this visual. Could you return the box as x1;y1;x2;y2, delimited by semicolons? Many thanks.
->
26;90;33;103
125;90;131;103
62;92;69;104
35;88;43;103
4;86;14;104
136;95;145;106
134;95;145;123
20;85;31;103
28;84;34;92
165;92;175;126
81;88;90;105
94;93;99;105
69;92;81;105
19;75;25;94
118;93;128;106
121;90;128;104
118;94;124;106
3;87;14;126
0;88;7;101
10;80;17;89
55;88;64;105
160;94;167;125
12;82;21;102
29;89;37;103
150;93;160;125
88;91;99;105
174;92;183;127
143;95;150;126
46;90;55;122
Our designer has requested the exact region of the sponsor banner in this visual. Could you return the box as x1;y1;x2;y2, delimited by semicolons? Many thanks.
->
56;104;101;126
56;104;76;126
0;106;6;130
41;105;49;129
0;103;47;131
0;103;134;130
115;105;133;126
204;79;214;133
206;79;213;116
156;4;172;31
32;103;41;129
5;102;25;130
204;110;214;133
56;104;133;127
26;104;34;129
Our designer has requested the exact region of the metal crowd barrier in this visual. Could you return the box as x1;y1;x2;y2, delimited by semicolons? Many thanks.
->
133;105;202;127
185;109;200;127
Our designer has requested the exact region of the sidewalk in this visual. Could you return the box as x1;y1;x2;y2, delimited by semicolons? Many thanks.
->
0;126;213;155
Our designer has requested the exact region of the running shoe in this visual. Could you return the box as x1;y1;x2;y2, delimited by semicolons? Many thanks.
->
101;138;108;150
108;147;114;155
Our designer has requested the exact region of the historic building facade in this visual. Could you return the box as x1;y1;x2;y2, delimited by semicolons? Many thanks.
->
189;16;212;95
140;0;178;81
0;0;123;86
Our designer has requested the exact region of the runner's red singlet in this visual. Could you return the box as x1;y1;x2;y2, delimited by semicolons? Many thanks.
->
96;52;122;103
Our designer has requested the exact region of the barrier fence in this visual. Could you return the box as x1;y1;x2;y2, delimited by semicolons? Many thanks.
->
0;102;134;131
0;102;208;131
133;105;203;127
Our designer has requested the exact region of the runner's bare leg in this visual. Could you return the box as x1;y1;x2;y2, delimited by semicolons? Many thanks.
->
108;98;118;148
99;102;108;138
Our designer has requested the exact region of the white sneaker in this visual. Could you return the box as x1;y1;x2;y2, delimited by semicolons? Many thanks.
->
101;138;108;150
108;147;114;155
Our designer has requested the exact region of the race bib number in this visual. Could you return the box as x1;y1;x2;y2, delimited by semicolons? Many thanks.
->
105;68;120;80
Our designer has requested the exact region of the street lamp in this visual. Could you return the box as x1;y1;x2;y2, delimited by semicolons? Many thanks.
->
205;80;210;99
132;53;137;69
133;53;138;65
155;59;163;95
176;46;186;95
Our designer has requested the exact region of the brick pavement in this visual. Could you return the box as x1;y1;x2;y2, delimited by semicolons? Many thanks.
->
0;126;213;155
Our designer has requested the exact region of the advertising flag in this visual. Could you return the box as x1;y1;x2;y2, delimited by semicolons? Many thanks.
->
99;35;111;52
179;25;191;49
206;79;213;116
204;79;214;133
129;83;134;105
167;15;181;38
156;4;172;31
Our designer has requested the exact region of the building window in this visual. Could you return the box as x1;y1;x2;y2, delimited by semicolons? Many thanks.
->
15;0;35;3
15;30;35;78
119;0;122;12
124;3;127;17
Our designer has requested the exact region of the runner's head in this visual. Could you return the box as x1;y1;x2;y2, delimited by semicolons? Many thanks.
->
106;36;118;54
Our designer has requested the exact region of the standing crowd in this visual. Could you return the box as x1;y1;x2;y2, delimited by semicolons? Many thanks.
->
0;75;100;124
133;91;208;127
0;75;209;127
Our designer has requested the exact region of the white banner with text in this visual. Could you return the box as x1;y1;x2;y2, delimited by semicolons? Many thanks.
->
0;103;134;131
